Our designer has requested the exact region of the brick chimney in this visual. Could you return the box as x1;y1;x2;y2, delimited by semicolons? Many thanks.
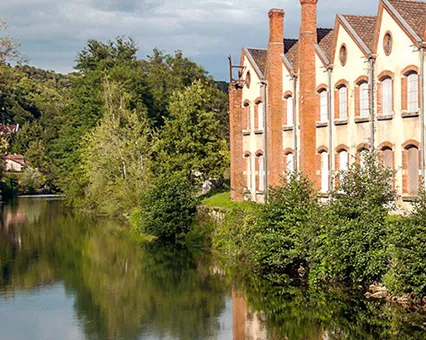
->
229;82;244;201
266;9;285;187
298;0;318;184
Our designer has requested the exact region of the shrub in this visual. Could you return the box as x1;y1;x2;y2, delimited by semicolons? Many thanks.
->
139;172;198;240
21;166;44;193
310;151;396;284
248;172;320;279
385;189;426;296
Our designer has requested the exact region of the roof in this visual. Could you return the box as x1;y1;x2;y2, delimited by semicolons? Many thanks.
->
5;154;25;166
342;15;377;52
0;124;19;135
389;0;426;41
245;48;267;78
317;29;334;62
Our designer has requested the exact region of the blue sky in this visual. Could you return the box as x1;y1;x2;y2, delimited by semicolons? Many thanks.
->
1;0;379;80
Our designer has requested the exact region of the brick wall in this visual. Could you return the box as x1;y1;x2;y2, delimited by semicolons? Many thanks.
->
229;83;244;201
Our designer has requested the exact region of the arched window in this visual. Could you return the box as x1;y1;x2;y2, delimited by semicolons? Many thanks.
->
244;153;251;190
256;101;264;130
287;153;294;172
320;90;328;122
255;153;265;192
381;77;393;115
359;148;368;168
339;150;348;172
407;73;419;113
359;82;369;118
407;146;419;195
338;86;348;120
382;147;393;169
320;151;329;193
286;96;293;126
243;102;251;130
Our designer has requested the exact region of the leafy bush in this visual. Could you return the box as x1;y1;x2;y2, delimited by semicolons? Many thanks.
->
139;172;198;240
310;151;396;284
248;172;320;278
21;166;44;193
385;189;426;296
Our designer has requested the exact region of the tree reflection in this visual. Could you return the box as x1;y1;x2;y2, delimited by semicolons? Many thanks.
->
0;199;228;339
232;271;426;339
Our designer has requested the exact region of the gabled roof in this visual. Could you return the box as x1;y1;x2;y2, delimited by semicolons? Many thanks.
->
388;0;426;41
244;48;267;79
316;28;334;63
342;15;377;52
284;39;299;68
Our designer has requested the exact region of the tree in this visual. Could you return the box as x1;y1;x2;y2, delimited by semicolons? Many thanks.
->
154;81;229;185
81;80;152;216
0;19;28;64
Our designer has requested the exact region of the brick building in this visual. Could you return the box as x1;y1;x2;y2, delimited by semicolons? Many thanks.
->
229;0;426;203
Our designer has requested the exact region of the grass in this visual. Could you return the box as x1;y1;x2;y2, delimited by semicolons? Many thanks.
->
202;191;252;210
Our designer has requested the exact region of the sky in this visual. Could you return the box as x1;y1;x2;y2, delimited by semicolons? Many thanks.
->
1;0;379;80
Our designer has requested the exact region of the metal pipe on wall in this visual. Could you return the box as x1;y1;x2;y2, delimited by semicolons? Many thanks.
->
292;74;298;172
327;67;333;191
420;46;425;183
262;81;269;202
369;56;376;150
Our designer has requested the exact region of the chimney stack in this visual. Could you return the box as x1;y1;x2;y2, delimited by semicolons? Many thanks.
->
266;9;285;187
298;0;318;184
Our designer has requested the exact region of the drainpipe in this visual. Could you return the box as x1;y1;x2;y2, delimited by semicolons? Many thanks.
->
419;44;425;184
327;66;333;191
292;73;298;171
369;55;376;150
262;81;268;202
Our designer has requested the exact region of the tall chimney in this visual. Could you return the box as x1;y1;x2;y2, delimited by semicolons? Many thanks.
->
298;0;318;184
266;9;285;188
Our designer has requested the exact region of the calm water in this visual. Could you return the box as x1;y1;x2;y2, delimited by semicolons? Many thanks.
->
1;198;426;340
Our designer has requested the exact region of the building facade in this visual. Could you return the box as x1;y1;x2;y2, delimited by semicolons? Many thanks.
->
229;0;426;203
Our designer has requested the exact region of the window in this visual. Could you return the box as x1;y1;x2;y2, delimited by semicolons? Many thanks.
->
320;90;328;122
339;86;348;120
245;154;251;190
257;154;265;192
286;96;293;126
287;153;294;172
407;146;419;195
245;71;251;88
257;102;264;130
339;150;348;189
382;78;392;115
383;32;393;56
360;82;369;118
359;149;368;168
339;45;348;66
382;148;393;169
244;104;250;130
407;73;419;112
321;152;329;193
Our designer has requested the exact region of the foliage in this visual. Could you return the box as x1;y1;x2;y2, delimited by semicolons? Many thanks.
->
80;80;152;216
385;188;426;296
139;172;198;240
248;172;320;279
311;151;397;284
154;81;229;185
21;166;44;193
0;19;28;64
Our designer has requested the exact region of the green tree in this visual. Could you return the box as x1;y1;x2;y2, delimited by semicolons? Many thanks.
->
154;81;229;185
81;80;152;216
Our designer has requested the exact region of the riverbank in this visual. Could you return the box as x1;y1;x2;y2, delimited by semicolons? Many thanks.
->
200;165;426;308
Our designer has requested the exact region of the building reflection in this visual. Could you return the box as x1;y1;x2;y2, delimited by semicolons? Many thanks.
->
233;290;267;340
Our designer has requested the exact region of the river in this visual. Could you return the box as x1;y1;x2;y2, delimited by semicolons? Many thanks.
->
1;198;426;339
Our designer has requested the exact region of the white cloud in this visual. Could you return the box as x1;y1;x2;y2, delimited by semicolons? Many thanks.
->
1;0;379;79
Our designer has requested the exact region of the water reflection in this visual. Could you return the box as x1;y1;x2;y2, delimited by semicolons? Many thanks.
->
0;198;229;339
2;198;426;339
